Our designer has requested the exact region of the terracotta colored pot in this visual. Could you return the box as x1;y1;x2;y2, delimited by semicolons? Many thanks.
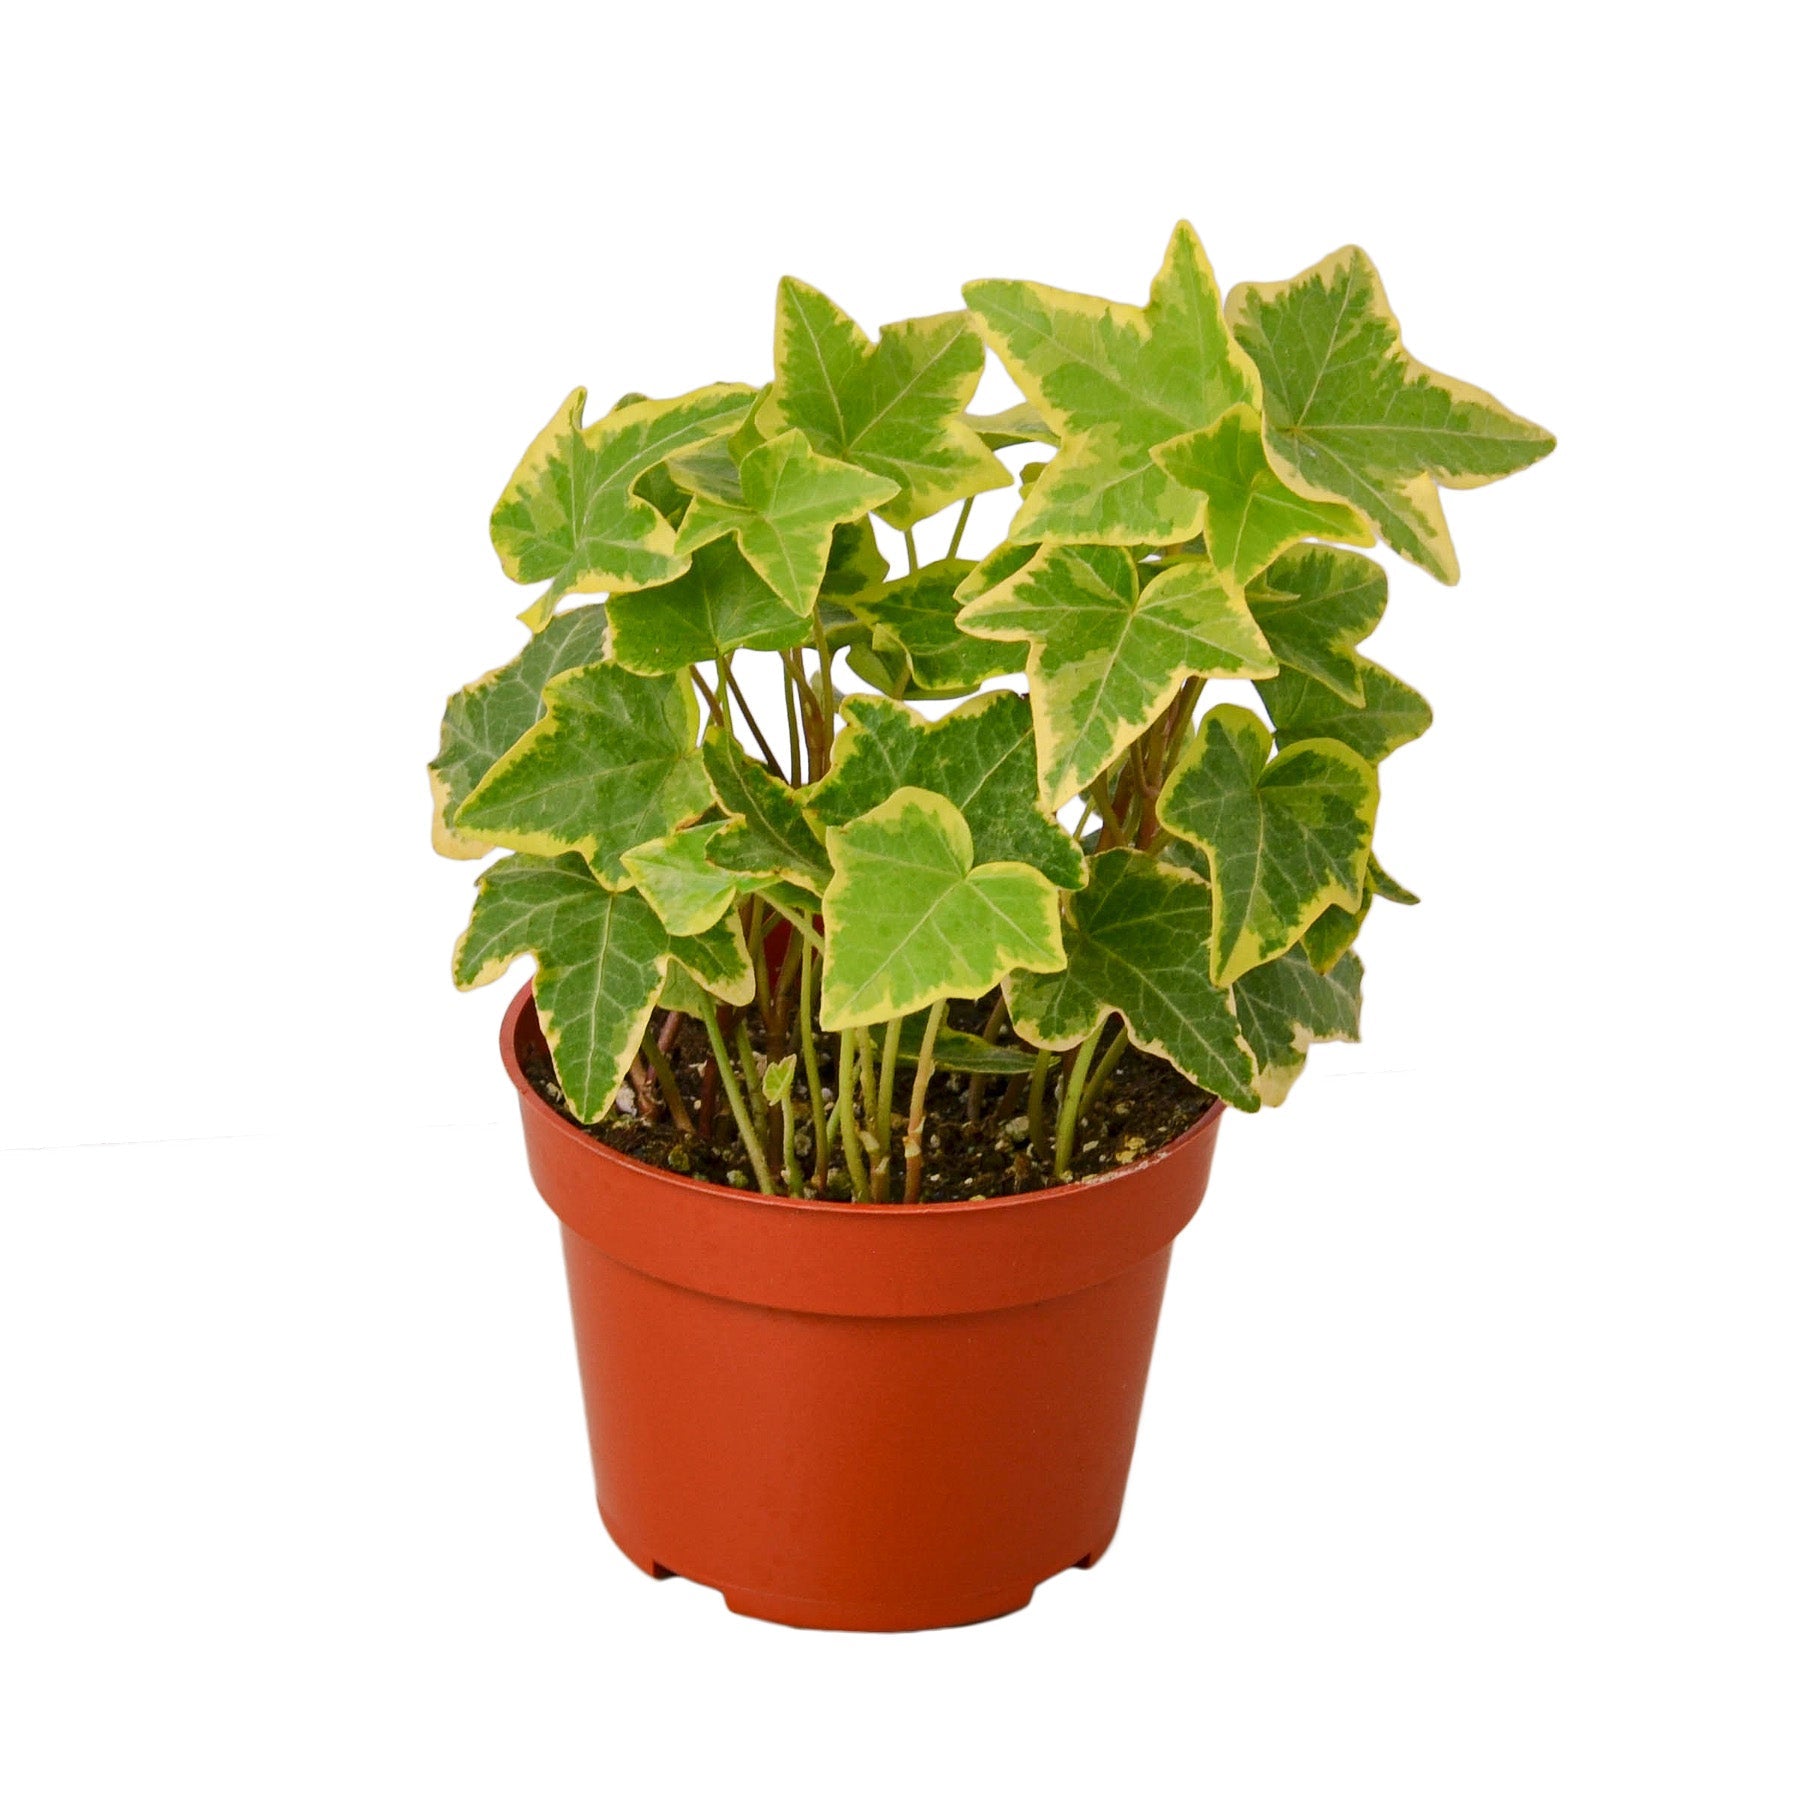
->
500;982;1224;1631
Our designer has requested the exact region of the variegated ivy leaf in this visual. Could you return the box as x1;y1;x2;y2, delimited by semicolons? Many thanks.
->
1160;704;1379;986
894;1013;1038;1075
429;604;609;858
963;222;1258;546
665;906;755;1007
820;517;889;603
490;384;757;629
804;691;1085;889
955;538;1039;602
964;402;1061;450
1227;248;1555;583
1232;944;1363;1105
455;662;710;887
453;853;747;1121
1301;850;1421;972
1004;849;1258;1109
957;543;1277;809
763;283;1010;530
701;728;832;892
1259;656;1432;765
670;429;898;614
619;820;740;935
845;560;1028;697
605;539;808;674
1245;545;1387;706
820;788;1065;1031
1150;404;1373;595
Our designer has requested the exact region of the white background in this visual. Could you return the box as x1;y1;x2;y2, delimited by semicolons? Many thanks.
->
3;3;1795;1794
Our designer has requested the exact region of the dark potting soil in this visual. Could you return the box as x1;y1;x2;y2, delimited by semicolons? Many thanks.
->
523;998;1213;1202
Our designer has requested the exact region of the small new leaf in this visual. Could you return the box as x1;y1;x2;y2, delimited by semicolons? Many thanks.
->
605;539;809;674
958;543;1277;809
846;560;1028;697
1227;248;1555;582
963;222;1258;545
1160;705;1379;986
764;284;1010;529
1004;849;1258;1108
619;820;741;936
820;788;1065;1031
429;605;609;857
672;430;898;614
805;691;1085;889
455;662;710;887
490;384;757;627
701;729;832;892
1151;404;1372;595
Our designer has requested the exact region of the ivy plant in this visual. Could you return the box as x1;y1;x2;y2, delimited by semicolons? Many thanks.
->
433;223;1552;1200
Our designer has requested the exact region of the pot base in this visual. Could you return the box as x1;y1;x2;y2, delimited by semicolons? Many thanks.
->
601;1505;1117;1631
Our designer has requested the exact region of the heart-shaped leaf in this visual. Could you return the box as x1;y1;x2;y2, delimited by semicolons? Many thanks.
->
701;729;832;892
1160;704;1378;985
957;543;1276;808
605;539;810;674
1245;545;1387;705
1259;657;1432;764
820;788;1065;1030
1227;248;1555;583
1004;848;1258;1107
1231;944;1364;1105
844;560;1027;697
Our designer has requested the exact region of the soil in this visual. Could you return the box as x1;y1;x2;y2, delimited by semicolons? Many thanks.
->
523;997;1213;1203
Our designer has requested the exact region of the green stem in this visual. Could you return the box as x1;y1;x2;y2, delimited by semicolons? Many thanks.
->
1027;1048;1054;1162
903;999;947;1204
749;897;775;1036
903;527;919;573
783;658;804;789
810;613;837;772
722;657;788;780
964;991;1009;1124
873;1015;902;1203
689;663;726;729
800;939;828;1193
837;1030;870;1201
696;994;774;1193
778;1091;802;1196
640;1032;694;1136
734;1012;771;1150
946;497;974;560
856;1026;879;1136
1054;1020;1106;1180
1078;1019;1132;1121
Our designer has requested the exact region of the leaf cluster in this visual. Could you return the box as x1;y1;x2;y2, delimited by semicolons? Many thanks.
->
432;224;1552;1196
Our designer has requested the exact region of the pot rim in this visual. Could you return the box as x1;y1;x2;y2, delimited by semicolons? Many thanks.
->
500;979;1224;1224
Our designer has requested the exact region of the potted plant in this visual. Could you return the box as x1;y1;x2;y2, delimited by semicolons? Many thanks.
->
431;222;1553;1630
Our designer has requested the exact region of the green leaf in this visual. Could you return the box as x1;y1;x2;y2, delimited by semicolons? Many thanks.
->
954;537;1038;601
805;691;1084;889
701;728;832;892
957;543;1277;809
895;1013;1038;1075
820;787;1065;1031
1227;247;1555;582
1232;945;1363;1105
845;560;1028;697
1368;854;1419;905
964;402;1061;450
453;854;671;1123
764;284;1010;529
1160;704;1379;985
762;1053;796;1106
671;429;898;613
1259;657;1432;764
963;221;1258;545
455;662;710;887
819;517;889;602
666;909;756;1008
1300;887;1371;973
1244;545;1387;706
490;384;757;627
605;538;809;674
429;605;609;857
1004;849;1258;1108
1150;404;1373;595
619;820;741;935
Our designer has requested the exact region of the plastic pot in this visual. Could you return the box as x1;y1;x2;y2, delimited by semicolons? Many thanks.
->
500;982;1223;1631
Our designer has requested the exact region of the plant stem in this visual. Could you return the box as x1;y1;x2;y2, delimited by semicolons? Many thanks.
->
783;658;804;789
1088;779;1125;849
810;614;837;771
965;991;1009;1124
640;1032;695;1135
837;1030;870;1201
1054;1020;1106;1180
749;897;775;1035
690;663;726;729
777;1090;802;1196
800;940;828;1192
946;497;974;560
768;925;803;1060
1078;1019;1131;1121
903;527;919;573
735;1011;770;1148
722;657;787;780
627;1056;663;1121
696;993;773;1193
855;1026;879;1135
1027;1047;1054;1162
872;1015;902;1203
902;999;946;1204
